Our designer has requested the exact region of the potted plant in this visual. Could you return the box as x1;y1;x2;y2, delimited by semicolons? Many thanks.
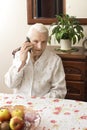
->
49;14;84;51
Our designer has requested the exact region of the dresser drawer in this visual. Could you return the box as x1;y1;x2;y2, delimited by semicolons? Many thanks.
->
63;61;86;81
65;81;85;101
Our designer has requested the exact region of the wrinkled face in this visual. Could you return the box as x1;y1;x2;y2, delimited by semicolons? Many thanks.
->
30;29;48;58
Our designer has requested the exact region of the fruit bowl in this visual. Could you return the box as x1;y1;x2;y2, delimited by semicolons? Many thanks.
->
24;113;41;130
0;105;41;130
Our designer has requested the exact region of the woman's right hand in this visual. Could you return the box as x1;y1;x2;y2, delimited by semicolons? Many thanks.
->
20;42;33;64
18;42;33;72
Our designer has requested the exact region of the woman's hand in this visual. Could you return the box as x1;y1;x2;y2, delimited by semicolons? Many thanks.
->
18;42;33;72
20;42;33;63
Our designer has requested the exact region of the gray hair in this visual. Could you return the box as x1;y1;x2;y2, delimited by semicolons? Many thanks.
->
26;23;48;38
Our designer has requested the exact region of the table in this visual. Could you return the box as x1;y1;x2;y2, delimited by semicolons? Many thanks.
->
0;93;87;130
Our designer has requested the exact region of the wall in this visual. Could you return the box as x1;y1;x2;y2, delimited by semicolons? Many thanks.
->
0;0;29;93
0;0;87;93
66;0;87;18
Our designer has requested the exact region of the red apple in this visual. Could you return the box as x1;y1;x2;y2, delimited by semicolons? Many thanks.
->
9;116;24;130
0;108;11;122
11;109;24;118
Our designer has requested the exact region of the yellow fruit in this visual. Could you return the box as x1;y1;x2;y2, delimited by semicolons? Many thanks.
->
9;116;24;130
11;108;24;118
0;108;11;122
11;109;24;118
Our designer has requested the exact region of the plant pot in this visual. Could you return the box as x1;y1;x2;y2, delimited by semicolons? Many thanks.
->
60;39;72;50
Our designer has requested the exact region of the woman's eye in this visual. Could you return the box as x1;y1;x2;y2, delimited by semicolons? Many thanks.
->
34;41;38;44
43;41;46;43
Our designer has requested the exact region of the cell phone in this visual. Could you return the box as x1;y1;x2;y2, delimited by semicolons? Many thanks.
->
26;37;30;42
26;37;32;52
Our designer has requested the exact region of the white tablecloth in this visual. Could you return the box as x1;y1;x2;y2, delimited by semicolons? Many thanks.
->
0;93;87;130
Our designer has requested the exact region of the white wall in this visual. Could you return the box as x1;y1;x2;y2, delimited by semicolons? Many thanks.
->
66;0;87;18
0;0;30;93
0;0;87;93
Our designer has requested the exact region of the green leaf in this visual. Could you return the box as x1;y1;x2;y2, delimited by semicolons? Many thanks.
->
49;14;84;45
72;36;76;44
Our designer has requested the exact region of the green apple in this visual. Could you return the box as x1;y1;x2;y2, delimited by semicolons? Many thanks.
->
0;108;11;122
9;116;24;130
11;109;24;118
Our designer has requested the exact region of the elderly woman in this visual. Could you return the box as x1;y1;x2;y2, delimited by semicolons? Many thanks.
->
5;23;67;98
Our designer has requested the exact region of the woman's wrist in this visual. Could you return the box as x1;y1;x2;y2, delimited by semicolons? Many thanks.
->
18;61;26;72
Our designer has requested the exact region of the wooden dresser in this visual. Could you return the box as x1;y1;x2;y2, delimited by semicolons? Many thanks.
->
47;46;87;101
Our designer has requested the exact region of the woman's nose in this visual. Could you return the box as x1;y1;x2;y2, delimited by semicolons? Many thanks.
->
37;42;41;49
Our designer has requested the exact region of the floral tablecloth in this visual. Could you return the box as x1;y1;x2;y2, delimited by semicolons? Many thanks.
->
0;93;87;130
